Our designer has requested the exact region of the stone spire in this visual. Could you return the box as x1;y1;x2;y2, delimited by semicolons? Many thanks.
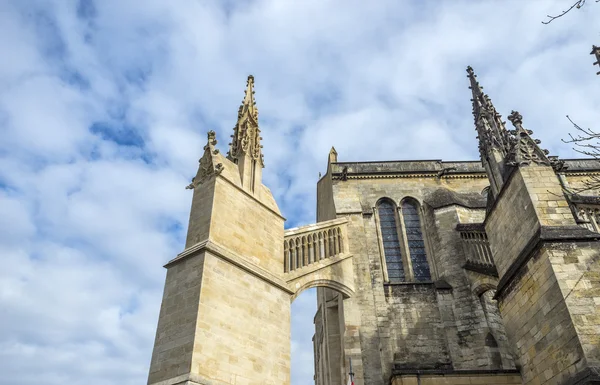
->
227;75;264;193
466;66;513;196
467;66;512;157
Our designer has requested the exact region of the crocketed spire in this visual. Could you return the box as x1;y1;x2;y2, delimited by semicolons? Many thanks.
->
227;75;264;193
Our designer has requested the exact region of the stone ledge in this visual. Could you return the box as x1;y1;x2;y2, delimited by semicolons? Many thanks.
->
148;372;232;385
392;368;520;376
456;223;486;232
284;216;348;236
434;279;453;291
562;366;600;385
165;239;293;295
384;281;435;286
463;260;499;277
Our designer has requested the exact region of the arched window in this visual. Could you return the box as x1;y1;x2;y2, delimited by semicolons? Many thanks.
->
400;198;431;282
377;200;405;282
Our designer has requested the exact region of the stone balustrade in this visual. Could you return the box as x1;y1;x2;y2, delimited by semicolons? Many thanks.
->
456;223;498;276
567;195;600;233
574;204;600;233
283;217;349;273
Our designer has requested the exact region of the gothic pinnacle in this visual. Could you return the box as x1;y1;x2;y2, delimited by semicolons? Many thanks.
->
227;75;264;167
240;75;258;121
506;110;551;166
466;66;487;119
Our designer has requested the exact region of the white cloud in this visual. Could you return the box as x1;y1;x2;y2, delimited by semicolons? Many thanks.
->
0;0;599;384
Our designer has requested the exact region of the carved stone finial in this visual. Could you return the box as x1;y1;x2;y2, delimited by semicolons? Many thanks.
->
508;110;523;127
329;146;338;164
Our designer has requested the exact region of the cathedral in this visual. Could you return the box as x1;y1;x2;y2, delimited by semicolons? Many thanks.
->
146;69;600;385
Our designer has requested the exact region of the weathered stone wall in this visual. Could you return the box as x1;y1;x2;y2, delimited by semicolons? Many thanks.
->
314;288;344;385
487;163;600;385
424;203;514;371
485;169;541;278
191;251;291;385
497;245;585;385
209;176;285;277
185;178;216;248
148;248;292;385
383;284;451;370
317;172;337;222
550;242;600;372
519;166;576;227
148;253;205;384
314;160;518;385
423;204;485;370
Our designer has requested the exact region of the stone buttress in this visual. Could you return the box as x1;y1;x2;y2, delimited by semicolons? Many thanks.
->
469;67;600;385
147;76;293;385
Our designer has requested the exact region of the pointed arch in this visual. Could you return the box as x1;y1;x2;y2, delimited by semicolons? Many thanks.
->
290;279;354;303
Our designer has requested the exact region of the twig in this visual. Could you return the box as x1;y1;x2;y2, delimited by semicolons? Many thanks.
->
542;0;598;24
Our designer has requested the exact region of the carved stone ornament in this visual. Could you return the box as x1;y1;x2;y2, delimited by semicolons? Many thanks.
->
186;130;224;189
341;166;348;181
227;75;264;167
505;110;551;167
549;156;568;172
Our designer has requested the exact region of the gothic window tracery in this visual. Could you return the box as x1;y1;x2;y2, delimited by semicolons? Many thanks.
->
400;198;432;282
377;199;405;282
377;197;432;283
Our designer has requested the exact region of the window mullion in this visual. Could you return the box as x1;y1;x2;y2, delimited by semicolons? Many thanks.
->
397;205;414;282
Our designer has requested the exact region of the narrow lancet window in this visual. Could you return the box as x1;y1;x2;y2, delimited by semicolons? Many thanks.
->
401;199;431;281
378;200;405;282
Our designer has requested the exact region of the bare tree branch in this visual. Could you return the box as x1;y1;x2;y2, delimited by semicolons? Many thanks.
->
562;115;600;194
542;0;599;24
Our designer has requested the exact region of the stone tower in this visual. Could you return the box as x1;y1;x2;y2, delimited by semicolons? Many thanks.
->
147;75;292;385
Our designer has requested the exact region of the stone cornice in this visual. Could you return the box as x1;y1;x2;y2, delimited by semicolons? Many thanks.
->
562;171;600;177
284;217;348;237
165;239;293;295
331;172;487;181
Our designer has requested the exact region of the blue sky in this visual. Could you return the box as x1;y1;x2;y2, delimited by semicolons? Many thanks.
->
0;1;598;384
